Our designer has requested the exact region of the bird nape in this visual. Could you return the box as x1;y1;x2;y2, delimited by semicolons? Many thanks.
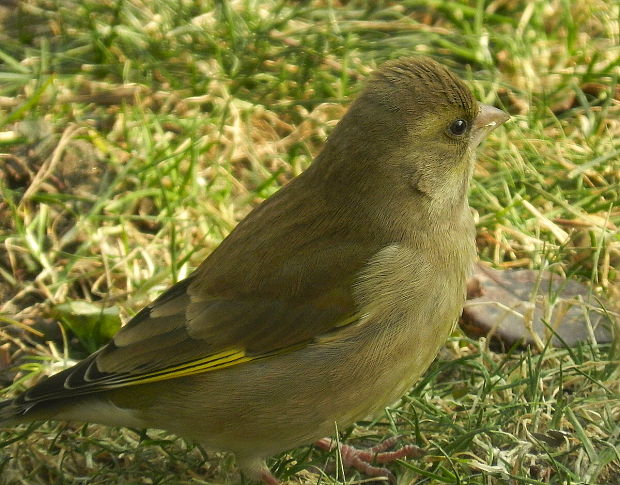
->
0;56;509;484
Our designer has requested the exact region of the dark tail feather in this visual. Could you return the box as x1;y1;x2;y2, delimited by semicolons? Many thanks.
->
0;398;23;426
3;398;60;428
0;395;47;426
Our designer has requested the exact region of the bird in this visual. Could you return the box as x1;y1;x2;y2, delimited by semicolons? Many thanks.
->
0;56;509;484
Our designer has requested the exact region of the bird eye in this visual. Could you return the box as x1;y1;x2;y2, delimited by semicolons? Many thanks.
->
448;118;468;136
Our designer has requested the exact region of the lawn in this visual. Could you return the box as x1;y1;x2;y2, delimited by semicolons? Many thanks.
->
0;1;618;484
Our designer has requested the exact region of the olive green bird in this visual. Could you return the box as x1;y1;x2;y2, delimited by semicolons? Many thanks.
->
0;57;508;483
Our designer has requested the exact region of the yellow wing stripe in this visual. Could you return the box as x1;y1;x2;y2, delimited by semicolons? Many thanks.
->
124;349;250;385
100;348;252;388
101;343;308;389
333;314;360;328
89;313;361;391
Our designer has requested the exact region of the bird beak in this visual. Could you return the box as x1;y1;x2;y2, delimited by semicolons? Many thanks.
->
471;104;510;147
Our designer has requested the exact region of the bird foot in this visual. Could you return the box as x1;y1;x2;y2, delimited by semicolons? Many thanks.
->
314;436;423;483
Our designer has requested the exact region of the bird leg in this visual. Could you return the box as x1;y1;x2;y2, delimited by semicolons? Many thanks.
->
314;436;424;483
239;457;282;485
259;469;281;485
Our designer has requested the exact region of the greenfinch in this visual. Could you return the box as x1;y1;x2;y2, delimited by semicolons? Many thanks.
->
0;57;509;483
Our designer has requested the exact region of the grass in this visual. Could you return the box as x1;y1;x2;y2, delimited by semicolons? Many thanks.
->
0;0;618;484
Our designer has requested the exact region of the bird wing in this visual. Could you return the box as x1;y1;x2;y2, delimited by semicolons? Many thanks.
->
19;179;379;404
21;278;359;404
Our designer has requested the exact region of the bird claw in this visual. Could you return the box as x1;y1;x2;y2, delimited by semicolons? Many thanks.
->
315;436;423;482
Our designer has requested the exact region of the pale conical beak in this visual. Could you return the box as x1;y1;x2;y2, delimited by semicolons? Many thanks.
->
471;104;510;147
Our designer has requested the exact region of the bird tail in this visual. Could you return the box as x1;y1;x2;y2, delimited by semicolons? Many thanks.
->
0;391;56;425
0;393;67;426
0;397;24;426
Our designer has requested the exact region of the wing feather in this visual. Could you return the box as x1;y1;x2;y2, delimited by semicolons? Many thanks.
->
16;174;385;408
